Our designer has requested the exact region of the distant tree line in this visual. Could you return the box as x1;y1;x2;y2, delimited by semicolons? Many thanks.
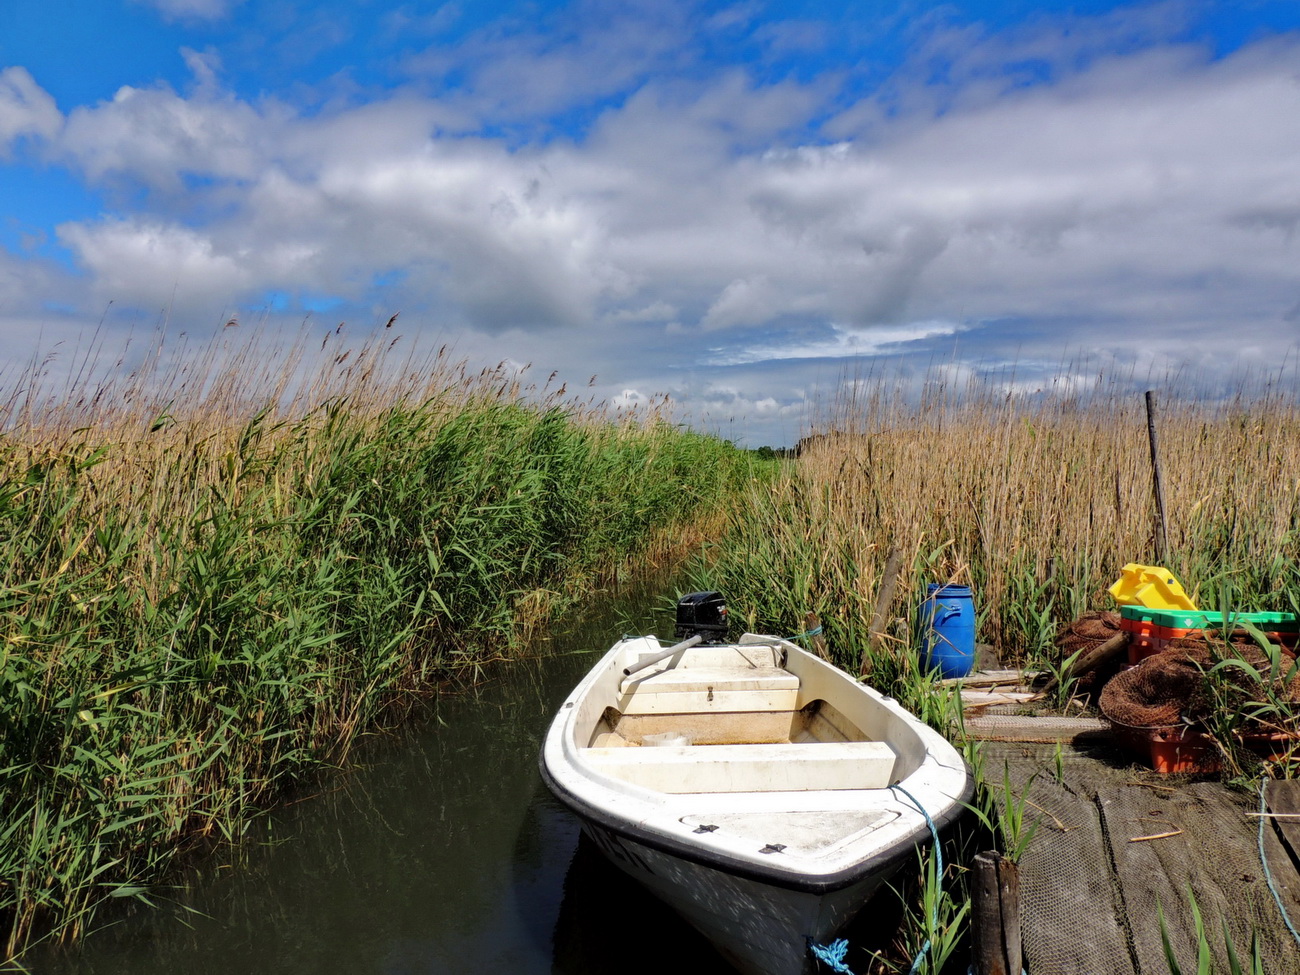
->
750;445;797;460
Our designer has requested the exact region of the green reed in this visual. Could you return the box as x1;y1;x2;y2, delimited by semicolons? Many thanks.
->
0;333;747;959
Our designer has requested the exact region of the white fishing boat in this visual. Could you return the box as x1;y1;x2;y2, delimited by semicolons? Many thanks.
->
539;593;971;975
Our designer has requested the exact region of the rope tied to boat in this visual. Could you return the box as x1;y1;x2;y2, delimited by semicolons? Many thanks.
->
808;937;853;973
792;625;823;641
807;784;941;975
890;784;941;975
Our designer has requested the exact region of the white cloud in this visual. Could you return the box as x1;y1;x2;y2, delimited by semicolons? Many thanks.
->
0;67;61;154
11;12;1300;446
46;35;1300;340
61;83;267;190
707;322;965;366
134;0;244;23
57;219;250;312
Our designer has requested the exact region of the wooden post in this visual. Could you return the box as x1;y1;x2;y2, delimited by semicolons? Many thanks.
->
1145;390;1170;564
803;611;829;661
1039;630;1128;697
972;851;1022;975
862;545;902;675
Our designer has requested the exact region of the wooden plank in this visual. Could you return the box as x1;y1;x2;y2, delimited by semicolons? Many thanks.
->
961;690;1042;708
940;669;1040;688
962;715;1112;743
1099;781;1300;973
1261;779;1300;942
1256;796;1300;944
1265;780;1300;866
978;746;1300;974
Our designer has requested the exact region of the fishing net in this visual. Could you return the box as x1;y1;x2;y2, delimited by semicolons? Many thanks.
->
1052;610;1124;696
977;619;1300;973
1099;638;1300;730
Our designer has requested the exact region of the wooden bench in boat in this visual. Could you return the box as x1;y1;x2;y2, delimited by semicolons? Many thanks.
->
583;740;898;793
617;664;800;715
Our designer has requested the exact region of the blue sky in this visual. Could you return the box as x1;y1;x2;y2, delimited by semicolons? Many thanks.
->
2;0;1300;444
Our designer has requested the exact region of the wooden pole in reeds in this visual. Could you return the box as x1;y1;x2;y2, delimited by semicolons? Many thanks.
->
863;545;902;675
1145;390;1170;564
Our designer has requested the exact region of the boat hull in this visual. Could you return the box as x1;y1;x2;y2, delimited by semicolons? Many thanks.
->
579;820;903;975
540;632;970;975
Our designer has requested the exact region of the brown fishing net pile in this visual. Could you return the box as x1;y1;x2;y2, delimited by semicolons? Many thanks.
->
1099;637;1300;729
1053;610;1124;695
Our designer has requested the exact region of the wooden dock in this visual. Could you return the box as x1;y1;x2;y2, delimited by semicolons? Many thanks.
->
978;736;1300;973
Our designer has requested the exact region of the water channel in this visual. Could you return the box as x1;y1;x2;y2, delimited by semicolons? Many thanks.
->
32;582;733;974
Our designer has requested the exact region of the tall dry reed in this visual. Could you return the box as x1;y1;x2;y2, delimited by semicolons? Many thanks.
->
688;370;1300;694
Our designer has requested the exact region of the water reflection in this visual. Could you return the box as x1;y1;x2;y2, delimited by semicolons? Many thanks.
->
551;831;727;974
31;583;721;975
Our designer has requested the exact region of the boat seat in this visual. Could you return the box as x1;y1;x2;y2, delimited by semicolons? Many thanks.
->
617;665;799;715
583;740;897;793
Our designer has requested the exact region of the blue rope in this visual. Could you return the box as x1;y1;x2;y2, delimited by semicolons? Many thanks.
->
793;625;823;641
808;785;942;975
1258;778;1300;948
809;937;854;973
891;784;941;975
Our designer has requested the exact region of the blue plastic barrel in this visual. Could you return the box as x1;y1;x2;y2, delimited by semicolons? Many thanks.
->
921;584;976;678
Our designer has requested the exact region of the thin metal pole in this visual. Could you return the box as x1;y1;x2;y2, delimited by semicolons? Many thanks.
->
622;634;703;677
1145;390;1170;564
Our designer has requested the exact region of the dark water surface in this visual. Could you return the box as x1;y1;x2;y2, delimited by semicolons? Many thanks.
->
33;585;729;974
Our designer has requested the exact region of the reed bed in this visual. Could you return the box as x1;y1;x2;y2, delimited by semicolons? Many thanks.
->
0;329;747;959
686;371;1300;703
684;370;1300;973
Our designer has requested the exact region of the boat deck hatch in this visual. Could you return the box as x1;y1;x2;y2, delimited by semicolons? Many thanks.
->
678;809;901;858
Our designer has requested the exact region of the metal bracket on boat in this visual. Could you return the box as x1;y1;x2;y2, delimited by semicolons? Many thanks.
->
621;634;704;677
759;844;787;854
693;824;719;834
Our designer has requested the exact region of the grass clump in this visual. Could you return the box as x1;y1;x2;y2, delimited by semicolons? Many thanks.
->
0;328;747;959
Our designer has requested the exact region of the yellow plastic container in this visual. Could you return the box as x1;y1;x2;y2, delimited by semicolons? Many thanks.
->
1108;563;1196;611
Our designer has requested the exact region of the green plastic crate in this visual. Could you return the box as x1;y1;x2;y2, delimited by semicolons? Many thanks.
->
1119;605;1299;632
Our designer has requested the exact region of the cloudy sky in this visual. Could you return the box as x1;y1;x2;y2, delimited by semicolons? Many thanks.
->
2;0;1299;445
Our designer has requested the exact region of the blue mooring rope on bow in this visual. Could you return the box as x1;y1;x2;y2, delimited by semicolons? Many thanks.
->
808;784;941;975
891;784;942;975
808;937;853;973
792;625;823;641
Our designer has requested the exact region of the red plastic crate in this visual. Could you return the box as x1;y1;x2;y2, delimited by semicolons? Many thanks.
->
1122;617;1298;664
1111;722;1298;774
1110;722;1219;773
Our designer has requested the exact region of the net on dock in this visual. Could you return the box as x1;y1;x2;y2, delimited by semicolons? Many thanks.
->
1099;638;1300;730
983;741;1300;975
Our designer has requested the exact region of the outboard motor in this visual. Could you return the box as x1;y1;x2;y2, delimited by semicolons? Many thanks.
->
674;591;729;644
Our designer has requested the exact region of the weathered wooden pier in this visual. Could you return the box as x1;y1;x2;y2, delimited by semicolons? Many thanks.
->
959;679;1300;974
